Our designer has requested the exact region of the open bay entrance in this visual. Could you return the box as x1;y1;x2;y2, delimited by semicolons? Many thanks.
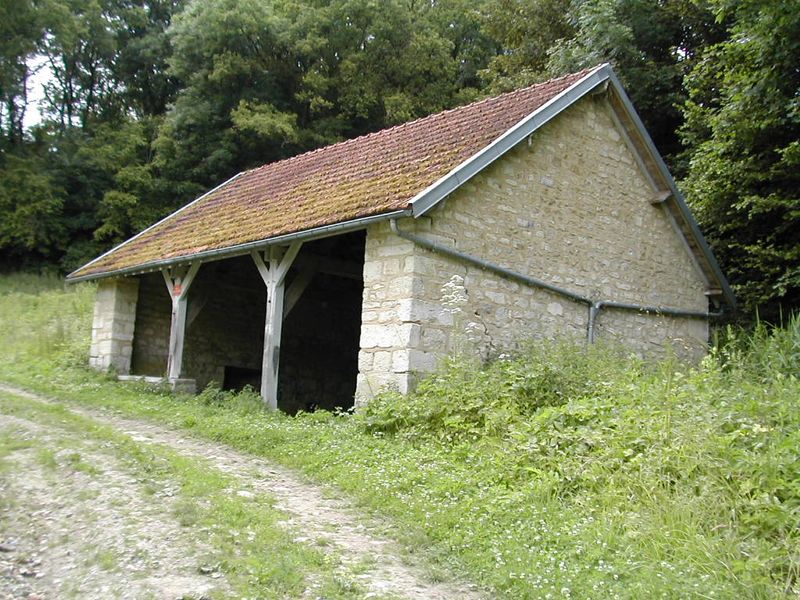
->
129;231;365;413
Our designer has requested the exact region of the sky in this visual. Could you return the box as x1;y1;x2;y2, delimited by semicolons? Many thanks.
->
23;55;51;130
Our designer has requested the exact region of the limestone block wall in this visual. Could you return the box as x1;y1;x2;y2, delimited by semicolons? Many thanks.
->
356;94;709;402
130;272;170;377
355;222;427;401
182;260;266;390
89;277;139;374
131;260;268;388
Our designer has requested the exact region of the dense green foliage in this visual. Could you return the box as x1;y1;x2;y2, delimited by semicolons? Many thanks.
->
681;0;800;321
0;0;797;317
0;274;798;598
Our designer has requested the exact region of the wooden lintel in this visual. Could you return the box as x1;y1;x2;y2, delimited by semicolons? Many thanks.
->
294;254;362;280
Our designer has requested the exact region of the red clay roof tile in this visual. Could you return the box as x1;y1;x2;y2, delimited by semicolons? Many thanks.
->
70;69;592;280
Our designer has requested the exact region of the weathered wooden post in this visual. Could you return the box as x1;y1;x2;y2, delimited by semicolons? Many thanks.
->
162;262;201;382
252;242;302;409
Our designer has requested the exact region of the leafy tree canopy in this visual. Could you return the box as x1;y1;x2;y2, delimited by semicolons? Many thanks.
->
681;0;800;319
0;0;796;321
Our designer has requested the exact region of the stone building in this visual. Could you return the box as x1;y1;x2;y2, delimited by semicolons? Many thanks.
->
68;64;734;412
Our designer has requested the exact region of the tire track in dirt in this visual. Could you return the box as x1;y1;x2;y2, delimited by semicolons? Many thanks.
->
0;383;485;600
0;412;230;600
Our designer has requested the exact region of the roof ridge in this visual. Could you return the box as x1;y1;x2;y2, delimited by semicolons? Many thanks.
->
243;69;594;176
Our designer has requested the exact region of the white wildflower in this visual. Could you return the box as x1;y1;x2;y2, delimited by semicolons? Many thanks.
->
440;274;468;314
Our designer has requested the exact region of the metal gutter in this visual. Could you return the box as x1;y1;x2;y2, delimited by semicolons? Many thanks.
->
390;219;591;305
587;300;722;344
409;64;611;217
68;209;412;284
390;219;722;343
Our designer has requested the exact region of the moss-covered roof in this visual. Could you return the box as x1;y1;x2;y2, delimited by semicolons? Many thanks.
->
69;70;590;280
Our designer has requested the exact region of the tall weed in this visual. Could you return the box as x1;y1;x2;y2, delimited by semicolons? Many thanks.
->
358;320;800;595
358;341;636;441
1;273;798;598
0;277;94;368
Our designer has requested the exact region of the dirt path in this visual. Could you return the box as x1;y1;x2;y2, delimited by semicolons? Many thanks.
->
0;384;483;600
0;412;230;600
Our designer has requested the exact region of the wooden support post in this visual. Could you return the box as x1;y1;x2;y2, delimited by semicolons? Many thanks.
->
252;242;302;409
162;262;201;381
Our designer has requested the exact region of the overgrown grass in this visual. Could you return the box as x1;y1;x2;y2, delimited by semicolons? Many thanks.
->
0;270;65;295
0;274;798;598
0;392;367;599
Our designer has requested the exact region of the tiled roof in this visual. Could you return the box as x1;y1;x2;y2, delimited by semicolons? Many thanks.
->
70;69;592;280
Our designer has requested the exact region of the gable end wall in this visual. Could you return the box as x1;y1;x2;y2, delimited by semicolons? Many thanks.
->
357;95;708;403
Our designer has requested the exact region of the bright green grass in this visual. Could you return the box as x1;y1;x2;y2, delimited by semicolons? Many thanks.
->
0;270;65;295
0;273;798;599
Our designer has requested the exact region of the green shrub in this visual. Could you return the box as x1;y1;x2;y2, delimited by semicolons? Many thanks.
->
2;273;798;598
357;341;634;441
357;320;800;595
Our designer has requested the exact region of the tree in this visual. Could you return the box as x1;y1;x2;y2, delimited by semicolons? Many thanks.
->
681;0;800;319
480;0;572;92
109;0;186;117
155;0;491;187
546;0;724;165
286;0;464;137
38;0;120;130
153;0;300;186
0;0;45;147
0;153;66;267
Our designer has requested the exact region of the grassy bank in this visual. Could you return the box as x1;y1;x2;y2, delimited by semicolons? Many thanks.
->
0;274;797;598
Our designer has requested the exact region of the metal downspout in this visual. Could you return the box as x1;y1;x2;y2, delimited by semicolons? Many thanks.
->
390;219;722;344
588;302;602;344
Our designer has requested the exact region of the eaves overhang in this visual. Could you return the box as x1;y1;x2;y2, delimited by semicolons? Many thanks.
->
68;64;734;308
66;209;412;284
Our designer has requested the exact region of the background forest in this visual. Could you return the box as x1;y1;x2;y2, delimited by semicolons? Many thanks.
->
0;0;797;320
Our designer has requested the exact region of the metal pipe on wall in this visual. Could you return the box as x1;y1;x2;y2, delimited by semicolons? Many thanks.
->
389;218;722;344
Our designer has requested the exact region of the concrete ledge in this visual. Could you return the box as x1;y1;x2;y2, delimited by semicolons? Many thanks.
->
117;375;197;394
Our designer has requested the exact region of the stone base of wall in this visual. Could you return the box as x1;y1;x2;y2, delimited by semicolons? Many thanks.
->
117;375;197;394
355;371;414;403
355;222;424;405
90;277;139;374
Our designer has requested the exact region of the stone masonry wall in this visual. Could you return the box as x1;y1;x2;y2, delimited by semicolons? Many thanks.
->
130;261;266;388
182;259;266;391
130;272;171;377
355;224;424;399
355;94;709;403
89;277;139;374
